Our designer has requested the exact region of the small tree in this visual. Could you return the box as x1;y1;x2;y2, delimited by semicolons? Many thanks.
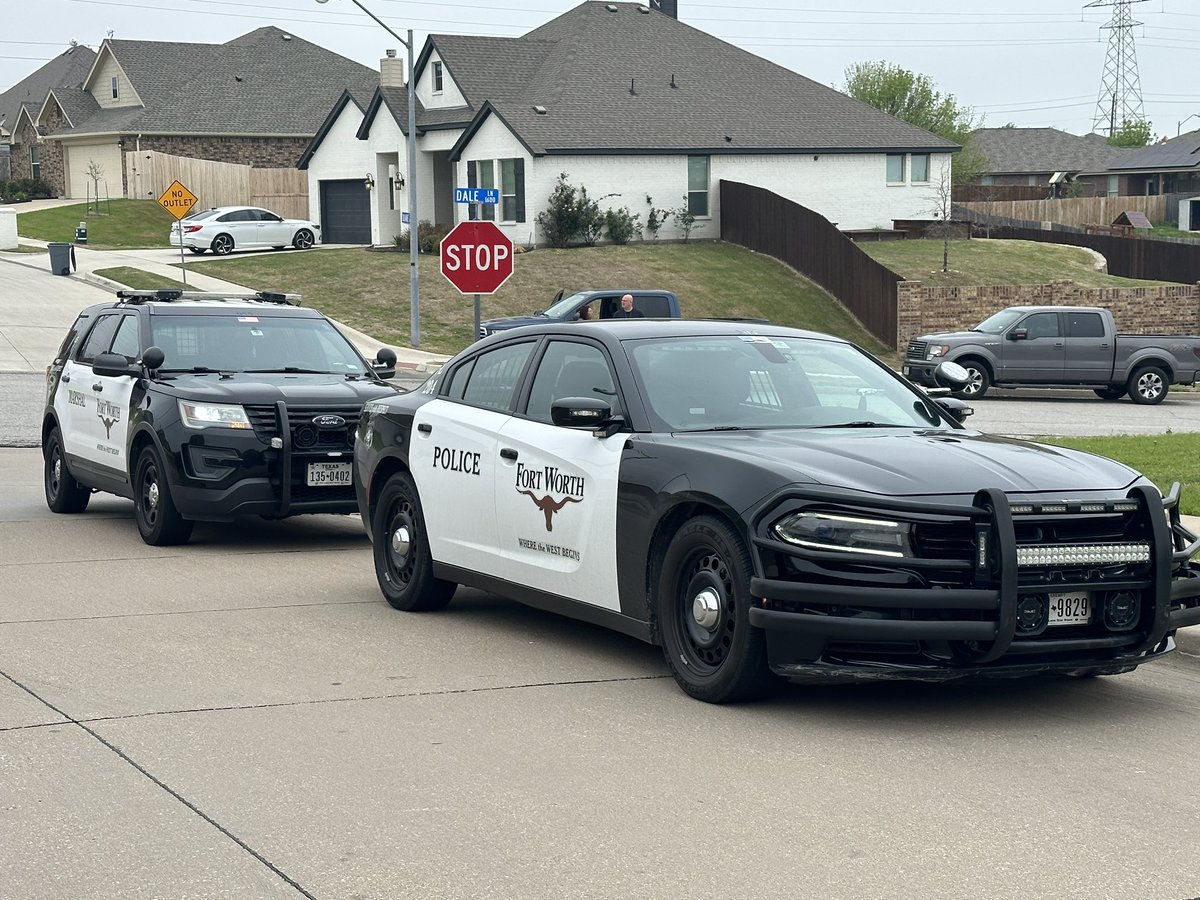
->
535;173;583;248
86;159;104;212
604;206;641;245
927;164;956;273
670;197;701;242
577;187;613;247
644;195;671;241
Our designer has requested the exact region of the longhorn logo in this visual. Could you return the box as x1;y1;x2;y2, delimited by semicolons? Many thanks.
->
100;416;118;439
517;490;581;532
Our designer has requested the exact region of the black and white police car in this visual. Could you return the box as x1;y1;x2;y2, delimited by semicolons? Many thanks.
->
43;289;401;545
354;319;1200;703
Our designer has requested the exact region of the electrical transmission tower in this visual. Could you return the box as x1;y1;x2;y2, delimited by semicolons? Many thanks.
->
1086;0;1148;135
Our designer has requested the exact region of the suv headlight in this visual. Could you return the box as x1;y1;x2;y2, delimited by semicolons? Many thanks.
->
773;511;913;558
178;400;252;429
926;344;950;360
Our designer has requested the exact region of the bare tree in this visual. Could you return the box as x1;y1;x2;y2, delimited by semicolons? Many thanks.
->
86;159;104;212
927;163;956;273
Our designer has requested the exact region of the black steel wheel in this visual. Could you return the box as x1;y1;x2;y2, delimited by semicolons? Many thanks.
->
211;233;235;256
1127;365;1168;405
372;472;455;611
952;360;990;400
292;229;315;250
1093;386;1127;401
44;427;90;513
656;515;771;703
133;446;193;546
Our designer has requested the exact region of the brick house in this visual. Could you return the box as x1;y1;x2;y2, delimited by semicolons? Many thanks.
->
24;27;375;200
964;127;1138;197
298;0;959;246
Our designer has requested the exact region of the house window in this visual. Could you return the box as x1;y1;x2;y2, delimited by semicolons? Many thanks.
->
501;158;518;222
687;155;709;216
886;154;905;184
30;144;40;180
911;153;930;183
111;76;119;100
1107;175;1119;198
1027;175;1038;187
433;62;443;93
981;175;994;186
469;157;525;223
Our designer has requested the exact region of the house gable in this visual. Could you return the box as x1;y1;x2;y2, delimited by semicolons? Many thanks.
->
82;44;144;109
415;46;468;111
297;90;366;170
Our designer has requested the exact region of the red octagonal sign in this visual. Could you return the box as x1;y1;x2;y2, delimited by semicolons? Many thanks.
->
439;220;514;295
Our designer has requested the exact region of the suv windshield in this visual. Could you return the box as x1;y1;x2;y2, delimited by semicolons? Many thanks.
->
151;314;367;374
627;335;952;431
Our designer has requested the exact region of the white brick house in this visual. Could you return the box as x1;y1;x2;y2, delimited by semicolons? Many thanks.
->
298;1;957;246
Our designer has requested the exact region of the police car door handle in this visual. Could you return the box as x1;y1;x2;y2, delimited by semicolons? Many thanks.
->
500;448;518;460
92;383;104;392
417;423;432;434
61;374;70;383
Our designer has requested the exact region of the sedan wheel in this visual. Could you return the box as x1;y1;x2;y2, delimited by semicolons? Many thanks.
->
372;472;456;611
293;229;315;250
211;234;235;256
188;247;206;255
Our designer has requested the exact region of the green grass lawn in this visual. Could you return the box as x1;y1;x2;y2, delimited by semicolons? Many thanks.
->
93;267;190;291
16;199;176;249
1036;433;1200;516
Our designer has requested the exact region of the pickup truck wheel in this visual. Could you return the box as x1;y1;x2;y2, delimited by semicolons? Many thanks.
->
657;515;772;703
1093;386;1127;401
373;472;456;611
1128;366;1168;405
952;362;990;399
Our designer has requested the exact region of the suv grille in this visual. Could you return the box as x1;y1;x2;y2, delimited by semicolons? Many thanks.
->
244;404;361;452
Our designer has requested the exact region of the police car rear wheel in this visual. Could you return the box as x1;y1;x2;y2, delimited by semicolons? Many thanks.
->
373;472;455;611
44;427;90;513
657;515;771;703
134;447;194;546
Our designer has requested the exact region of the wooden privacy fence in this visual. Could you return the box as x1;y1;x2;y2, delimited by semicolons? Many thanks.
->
719;181;902;349
958;195;1166;229
124;150;308;219
980;224;1200;284
953;184;1046;203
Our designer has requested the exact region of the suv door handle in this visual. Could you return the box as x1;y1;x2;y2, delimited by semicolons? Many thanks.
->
61;375;70;383
500;448;518;460
92;383;103;392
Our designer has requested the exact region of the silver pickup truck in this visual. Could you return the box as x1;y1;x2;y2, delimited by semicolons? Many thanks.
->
904;305;1200;404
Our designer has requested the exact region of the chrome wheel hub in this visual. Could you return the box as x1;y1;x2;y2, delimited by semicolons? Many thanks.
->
692;587;722;631
148;481;159;510
391;525;412;560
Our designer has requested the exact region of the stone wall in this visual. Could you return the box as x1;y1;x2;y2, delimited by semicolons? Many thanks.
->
897;280;1200;347
38;105;67;196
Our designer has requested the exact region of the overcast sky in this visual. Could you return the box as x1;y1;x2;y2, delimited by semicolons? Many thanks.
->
3;0;1197;139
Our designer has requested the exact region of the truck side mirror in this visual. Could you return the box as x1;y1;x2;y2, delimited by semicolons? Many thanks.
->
1008;328;1027;341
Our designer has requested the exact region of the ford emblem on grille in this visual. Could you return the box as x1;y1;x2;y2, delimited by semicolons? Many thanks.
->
312;415;346;428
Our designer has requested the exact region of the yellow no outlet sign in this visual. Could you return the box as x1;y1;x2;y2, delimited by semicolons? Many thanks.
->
158;180;197;219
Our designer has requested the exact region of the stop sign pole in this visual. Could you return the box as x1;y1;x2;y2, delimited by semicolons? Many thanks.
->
439;220;514;338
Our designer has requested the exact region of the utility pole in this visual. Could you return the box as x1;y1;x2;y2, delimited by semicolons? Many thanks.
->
1086;0;1148;136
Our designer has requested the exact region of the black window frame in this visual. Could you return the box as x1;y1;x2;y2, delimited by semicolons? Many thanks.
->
445;340;537;413
76;313;122;364
433;61;444;93
1066;311;1105;338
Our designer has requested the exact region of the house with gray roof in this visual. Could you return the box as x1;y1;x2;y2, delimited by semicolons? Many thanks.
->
965;127;1136;197
0;44;96;183
19;27;375;200
1106;129;1200;200
299;0;958;246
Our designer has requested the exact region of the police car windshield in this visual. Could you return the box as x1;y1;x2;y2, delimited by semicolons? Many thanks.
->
627;335;954;432
151;315;366;375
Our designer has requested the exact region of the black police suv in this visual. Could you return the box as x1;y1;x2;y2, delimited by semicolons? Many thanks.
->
43;290;403;546
354;319;1200;702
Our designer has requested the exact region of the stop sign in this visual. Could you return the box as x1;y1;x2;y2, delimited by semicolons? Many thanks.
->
439;221;514;295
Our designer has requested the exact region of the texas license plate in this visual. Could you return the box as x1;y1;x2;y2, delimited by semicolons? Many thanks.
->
1047;592;1090;626
306;462;352;486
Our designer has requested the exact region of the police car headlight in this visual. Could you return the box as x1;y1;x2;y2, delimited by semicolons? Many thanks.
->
178;400;252;430
773;511;913;558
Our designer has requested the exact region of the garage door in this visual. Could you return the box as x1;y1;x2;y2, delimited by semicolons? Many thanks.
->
319;180;371;244
65;141;123;200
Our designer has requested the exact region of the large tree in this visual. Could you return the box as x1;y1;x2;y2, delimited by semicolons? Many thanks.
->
1107;119;1153;148
843;61;984;182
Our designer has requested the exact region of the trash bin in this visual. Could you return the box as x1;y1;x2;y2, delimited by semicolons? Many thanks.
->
48;242;75;276
75;221;88;245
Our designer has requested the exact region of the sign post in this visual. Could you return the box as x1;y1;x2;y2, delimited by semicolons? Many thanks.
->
158;179;198;286
439;220;514;338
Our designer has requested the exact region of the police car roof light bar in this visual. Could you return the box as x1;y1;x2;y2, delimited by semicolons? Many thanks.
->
114;290;299;306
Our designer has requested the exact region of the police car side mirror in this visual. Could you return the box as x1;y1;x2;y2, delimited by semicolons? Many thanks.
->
373;347;397;379
142;346;165;371
92;352;139;378
934;396;973;424
551;396;613;430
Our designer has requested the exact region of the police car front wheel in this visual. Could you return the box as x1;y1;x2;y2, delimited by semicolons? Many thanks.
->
44;427;91;514
372;472;456;611
657;515;772;703
134;447;194;546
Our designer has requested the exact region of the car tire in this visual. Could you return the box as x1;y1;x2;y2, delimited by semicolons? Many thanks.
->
44;427;90;513
211;234;235;256
133;446;194;546
188;247;206;255
292;229;315;251
656;515;772;703
373;472;456;611
1127;365;1168;405
272;246;285;251
951;360;990;400
1093;386;1127;401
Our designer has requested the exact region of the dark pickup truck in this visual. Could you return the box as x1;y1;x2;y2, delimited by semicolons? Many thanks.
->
904;305;1200;404
477;289;681;340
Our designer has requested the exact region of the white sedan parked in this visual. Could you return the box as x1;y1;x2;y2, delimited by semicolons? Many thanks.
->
169;206;320;255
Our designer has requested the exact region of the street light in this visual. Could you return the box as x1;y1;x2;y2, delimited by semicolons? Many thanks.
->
315;0;421;347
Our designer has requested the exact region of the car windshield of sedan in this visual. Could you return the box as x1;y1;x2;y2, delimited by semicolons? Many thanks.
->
627;335;952;431
150;315;367;375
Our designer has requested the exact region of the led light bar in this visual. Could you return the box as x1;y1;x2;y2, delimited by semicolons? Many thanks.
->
1016;543;1151;567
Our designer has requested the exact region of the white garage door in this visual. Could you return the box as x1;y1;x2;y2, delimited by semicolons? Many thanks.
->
66;141;123;200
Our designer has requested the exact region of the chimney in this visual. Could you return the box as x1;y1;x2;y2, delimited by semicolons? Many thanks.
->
380;49;405;87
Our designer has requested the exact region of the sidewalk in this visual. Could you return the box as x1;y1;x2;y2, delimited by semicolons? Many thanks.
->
3;240;449;374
